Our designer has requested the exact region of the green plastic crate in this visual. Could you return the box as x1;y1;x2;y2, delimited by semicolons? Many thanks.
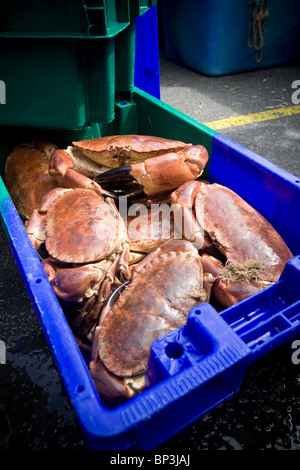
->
0;0;131;38
0;37;116;129
0;0;155;129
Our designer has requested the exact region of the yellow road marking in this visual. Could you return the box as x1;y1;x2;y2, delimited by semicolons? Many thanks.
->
204;105;300;130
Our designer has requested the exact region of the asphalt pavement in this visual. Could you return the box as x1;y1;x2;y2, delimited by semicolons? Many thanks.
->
0;55;299;451
159;55;300;178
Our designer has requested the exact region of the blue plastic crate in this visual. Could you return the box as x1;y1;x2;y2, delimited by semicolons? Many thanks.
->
0;89;299;449
134;5;161;99
160;0;300;76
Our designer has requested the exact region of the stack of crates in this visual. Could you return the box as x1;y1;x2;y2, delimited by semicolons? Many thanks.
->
0;1;159;141
0;0;299;450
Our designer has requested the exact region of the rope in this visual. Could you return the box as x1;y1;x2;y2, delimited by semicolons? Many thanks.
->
247;0;269;62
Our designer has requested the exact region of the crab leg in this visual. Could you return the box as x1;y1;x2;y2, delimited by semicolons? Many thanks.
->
42;254;122;340
42;257;108;303
171;180;208;249
95;145;209;196
26;187;69;250
49;149;117;200
71;254;123;337
200;253;273;307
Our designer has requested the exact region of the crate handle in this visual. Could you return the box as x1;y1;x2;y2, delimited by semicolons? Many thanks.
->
146;302;251;387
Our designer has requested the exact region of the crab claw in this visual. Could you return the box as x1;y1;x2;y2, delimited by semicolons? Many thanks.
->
49;149;117;200
200;253;270;308
95;145;209;197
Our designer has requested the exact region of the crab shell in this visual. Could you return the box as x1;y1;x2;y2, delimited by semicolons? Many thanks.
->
5;139;58;219
89;239;214;401
126;192;175;255
71;134;191;171
45;188;126;264
26;188;131;339
171;180;293;307
27;187;127;264
47;135;197;201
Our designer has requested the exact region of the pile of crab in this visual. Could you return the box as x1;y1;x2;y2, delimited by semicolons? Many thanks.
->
5;135;293;403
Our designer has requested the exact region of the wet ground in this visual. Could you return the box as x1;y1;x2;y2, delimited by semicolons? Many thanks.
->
0;55;300;451
159;56;300;178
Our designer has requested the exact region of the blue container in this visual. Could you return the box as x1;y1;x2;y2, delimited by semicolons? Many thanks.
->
160;0;300;76
1;88;299;449
134;6;161;99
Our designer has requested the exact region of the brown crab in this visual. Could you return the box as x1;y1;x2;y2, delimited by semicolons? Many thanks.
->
47;135;190;191
5;139;58;219
26;187;131;342
171;180;293;307
89;239;215;401
95;144;209;197
48;135;209;199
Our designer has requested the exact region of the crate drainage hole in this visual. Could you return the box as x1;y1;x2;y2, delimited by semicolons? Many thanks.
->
35;278;42;284
165;342;184;359
77;385;85;393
